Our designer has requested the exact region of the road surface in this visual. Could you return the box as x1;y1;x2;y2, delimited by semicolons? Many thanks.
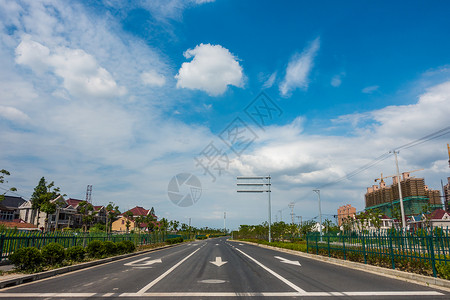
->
0;237;447;299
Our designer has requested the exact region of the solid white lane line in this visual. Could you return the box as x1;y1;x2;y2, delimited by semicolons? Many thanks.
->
234;248;306;293
344;291;445;296
136;247;201;295
0;291;442;297
0;293;97;297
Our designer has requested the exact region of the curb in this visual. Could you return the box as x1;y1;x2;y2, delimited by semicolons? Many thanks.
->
0;243;181;289
233;240;450;291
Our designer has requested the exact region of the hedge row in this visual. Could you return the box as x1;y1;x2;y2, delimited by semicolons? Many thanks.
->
9;240;136;272
165;237;183;244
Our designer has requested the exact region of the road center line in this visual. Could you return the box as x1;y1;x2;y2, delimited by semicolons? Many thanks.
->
234;248;306;294
136;247;201;295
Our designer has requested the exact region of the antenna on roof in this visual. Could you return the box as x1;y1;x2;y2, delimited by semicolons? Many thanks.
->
85;185;92;203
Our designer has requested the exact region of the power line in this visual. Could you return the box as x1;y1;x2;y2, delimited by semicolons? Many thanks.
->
395;126;450;151
278;125;450;213
0;186;30;200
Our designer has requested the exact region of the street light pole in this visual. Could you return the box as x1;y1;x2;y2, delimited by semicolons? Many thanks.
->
313;189;322;242
392;150;406;230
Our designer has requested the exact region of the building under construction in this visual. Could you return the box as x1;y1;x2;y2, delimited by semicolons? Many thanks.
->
444;177;450;211
365;172;442;218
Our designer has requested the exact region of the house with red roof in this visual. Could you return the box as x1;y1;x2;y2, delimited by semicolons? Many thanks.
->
408;209;450;231
111;206;158;232
0;219;39;231
19;197;109;231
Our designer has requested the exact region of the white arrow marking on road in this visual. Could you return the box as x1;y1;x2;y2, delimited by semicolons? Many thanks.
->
215;244;219;245
124;257;162;267
274;256;301;266
210;257;227;267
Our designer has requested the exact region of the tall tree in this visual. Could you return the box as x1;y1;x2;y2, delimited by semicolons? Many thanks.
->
105;202;120;233
0;169;17;201
78;201;96;233
159;218;169;235
30;177;63;231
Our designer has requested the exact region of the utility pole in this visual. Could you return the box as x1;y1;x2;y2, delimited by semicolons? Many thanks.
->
278;210;282;222
296;215;302;226
313;189;322;242
289;202;295;224
224;212;226;233
392;151;406;230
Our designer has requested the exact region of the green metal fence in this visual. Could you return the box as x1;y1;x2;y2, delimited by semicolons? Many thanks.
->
0;231;194;261
306;231;450;277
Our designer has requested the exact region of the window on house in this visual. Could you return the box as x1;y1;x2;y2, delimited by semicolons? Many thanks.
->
0;211;14;221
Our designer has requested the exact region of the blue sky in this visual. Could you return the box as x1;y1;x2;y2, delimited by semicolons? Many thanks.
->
1;0;450;230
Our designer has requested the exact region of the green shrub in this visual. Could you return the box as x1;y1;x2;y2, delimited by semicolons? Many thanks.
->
101;241;117;257
196;235;207;240
86;240;104;258
66;246;86;261
437;262;450;280
116;240;135;254
9;247;43;272
166;237;183;244
42;243;66;266
116;241;127;254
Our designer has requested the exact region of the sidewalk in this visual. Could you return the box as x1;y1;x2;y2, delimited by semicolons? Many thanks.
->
0;264;14;272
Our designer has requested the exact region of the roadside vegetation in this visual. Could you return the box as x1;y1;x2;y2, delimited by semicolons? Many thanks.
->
6;231;229;274
8;240;136;273
233;220;450;280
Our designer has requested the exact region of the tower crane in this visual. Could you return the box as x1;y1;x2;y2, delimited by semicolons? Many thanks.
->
374;169;424;183
374;173;396;183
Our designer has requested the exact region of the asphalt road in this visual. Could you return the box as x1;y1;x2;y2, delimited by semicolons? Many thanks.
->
0;237;447;299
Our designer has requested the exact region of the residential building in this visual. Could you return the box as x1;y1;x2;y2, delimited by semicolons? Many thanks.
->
0;219;38;231
19;196;105;231
111;206;158;232
408;209;450;231
343;215;396;233
0;196;26;221
337;204;356;226
365;172;442;218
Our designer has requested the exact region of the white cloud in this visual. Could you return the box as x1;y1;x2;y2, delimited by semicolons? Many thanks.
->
279;37;320;97
232;80;450;212
362;85;379;94
175;43;244;96
15;36;126;99
263;72;277;89
331;73;345;87
141;70;166;87
0;106;30;123
193;0;215;4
